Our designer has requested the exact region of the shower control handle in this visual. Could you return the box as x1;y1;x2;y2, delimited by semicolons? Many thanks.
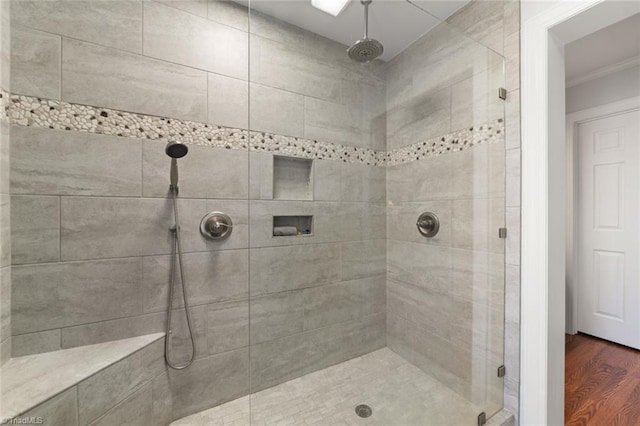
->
210;221;231;228
417;218;435;228
206;218;231;233
417;212;440;238
200;212;233;241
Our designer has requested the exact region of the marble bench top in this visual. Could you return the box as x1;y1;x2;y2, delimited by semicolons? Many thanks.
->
0;333;164;421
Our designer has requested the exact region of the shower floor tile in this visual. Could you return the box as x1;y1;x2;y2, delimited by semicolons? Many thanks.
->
171;348;484;426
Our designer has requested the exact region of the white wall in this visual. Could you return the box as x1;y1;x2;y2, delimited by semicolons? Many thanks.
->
567;64;640;113
521;1;556;24
521;2;566;423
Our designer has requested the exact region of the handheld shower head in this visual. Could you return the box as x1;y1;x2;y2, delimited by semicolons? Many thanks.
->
164;141;196;370
165;142;188;192
165;141;188;159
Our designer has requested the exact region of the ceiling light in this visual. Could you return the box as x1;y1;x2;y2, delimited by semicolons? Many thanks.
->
311;0;350;16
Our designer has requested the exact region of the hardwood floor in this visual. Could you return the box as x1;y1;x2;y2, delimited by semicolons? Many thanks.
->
565;333;640;425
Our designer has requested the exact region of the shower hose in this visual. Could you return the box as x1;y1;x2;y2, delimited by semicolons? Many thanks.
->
164;188;197;369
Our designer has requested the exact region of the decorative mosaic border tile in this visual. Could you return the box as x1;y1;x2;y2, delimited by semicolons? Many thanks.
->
249;131;387;166
9;94;250;149
9;94;389;166
8;93;504;167
1;90;9;124
386;118;505;166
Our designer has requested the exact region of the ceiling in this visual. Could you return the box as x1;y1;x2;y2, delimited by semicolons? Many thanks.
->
241;0;469;61
565;13;640;83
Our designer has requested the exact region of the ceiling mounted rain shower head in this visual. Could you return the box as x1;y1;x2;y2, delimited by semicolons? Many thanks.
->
347;38;384;63
347;0;383;63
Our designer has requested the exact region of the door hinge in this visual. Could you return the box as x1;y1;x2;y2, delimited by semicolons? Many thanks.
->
499;227;507;239
498;87;507;100
478;412;487;426
498;365;506;377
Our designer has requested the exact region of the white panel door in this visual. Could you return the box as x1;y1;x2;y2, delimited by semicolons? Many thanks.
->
578;109;640;349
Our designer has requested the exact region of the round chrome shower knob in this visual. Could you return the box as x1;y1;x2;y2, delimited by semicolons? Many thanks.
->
200;212;233;241
417;212;440;238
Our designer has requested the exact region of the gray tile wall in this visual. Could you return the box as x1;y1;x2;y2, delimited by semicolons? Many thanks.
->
11;0;143;54
248;21;386;149
0;0;11;366
8;0;388;419
384;20;503;151
8;0;257;366
0;139;10;367
247;152;387;392
384;0;520;421
9;123;252;421
8;124;251;345
9;0;385;150
152;347;249;423
10;26;59;100
19;386;79;426
386;151;506;408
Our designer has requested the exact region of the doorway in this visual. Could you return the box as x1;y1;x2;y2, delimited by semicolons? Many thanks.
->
564;13;640;351
521;1;640;423
571;105;640;349
563;14;640;425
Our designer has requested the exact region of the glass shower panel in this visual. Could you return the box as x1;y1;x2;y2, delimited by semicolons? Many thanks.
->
247;1;506;424
458;52;507;422
246;0;388;405
383;13;507;423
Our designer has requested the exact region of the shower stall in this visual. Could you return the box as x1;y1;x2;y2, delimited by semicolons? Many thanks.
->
0;0;519;425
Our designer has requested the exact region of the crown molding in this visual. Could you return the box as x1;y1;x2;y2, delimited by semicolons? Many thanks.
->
566;55;640;88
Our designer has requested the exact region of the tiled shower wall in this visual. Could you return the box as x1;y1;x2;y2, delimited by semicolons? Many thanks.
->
0;0;10;366
247;159;387;393
7;0;386;421
385;12;506;409
246;0;387;394
384;0;521;421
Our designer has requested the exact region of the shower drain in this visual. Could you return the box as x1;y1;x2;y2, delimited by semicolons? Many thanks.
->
355;404;373;418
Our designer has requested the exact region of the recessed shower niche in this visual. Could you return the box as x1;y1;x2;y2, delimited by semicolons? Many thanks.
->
273;156;313;200
272;215;313;237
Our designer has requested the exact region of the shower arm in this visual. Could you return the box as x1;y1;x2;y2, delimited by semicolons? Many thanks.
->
362;0;371;39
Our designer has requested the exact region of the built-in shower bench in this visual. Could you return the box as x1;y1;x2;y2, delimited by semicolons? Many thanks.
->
0;333;164;425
